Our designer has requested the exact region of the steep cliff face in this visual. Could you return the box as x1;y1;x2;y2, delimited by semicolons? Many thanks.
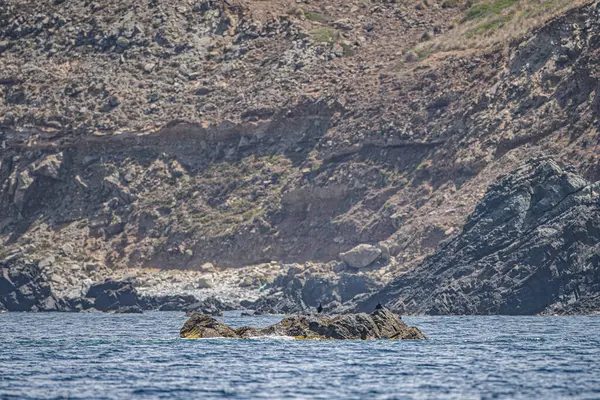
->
1;0;600;308
361;157;600;315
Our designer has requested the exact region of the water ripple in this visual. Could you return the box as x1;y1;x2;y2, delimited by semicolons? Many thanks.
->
0;313;599;399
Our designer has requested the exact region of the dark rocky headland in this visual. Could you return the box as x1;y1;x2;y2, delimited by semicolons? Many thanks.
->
359;157;600;315
180;307;426;340
1;0;600;315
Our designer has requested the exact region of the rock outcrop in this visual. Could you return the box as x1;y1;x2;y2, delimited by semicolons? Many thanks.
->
180;308;426;340
70;278;215;313
83;279;140;312
360;157;600;315
244;270;382;315
0;255;70;312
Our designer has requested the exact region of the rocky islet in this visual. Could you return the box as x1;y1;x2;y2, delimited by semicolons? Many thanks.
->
180;307;426;340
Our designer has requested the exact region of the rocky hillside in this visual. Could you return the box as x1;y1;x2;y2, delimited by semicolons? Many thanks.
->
1;0;600;311
359;157;600;315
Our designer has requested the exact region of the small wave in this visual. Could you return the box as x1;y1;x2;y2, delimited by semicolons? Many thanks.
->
246;335;297;341
181;335;298;340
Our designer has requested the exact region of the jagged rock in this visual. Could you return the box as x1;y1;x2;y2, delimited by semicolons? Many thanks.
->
84;263;100;272
180;308;426;340
67;296;95;312
142;63;155;73
145;294;197;311
183;296;232;316
32;153;63;180
115;36;130;48
86;279;138;311
247;271;382;315
340;244;382;269
360;157;600;315
38;256;55;269
250;292;307;315
0;257;70;312
61;243;74;256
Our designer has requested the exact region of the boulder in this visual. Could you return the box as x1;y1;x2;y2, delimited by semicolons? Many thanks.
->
340;244;382;269
197;277;213;289
250;291;307;315
180;308;426;340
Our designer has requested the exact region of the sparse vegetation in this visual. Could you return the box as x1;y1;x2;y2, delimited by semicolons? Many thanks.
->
464;0;518;21
466;13;514;37
311;27;336;43
417;0;591;56
305;11;325;22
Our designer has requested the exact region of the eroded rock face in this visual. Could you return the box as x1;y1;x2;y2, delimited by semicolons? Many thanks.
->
361;157;600;315
180;308;426;340
0;256;70;312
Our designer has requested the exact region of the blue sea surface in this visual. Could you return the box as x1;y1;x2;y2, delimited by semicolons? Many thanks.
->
0;312;599;399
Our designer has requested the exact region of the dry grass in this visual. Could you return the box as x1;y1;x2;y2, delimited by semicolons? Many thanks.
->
422;0;592;54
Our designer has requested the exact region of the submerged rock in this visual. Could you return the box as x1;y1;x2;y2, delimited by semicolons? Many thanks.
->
180;308;426;340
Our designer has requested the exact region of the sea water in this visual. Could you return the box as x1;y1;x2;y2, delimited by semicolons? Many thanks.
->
1;312;599;399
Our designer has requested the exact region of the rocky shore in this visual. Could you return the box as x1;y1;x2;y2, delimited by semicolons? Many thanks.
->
180;307;426;340
0;256;232;313
360;157;600;315
3;157;600;316
2;0;600;316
